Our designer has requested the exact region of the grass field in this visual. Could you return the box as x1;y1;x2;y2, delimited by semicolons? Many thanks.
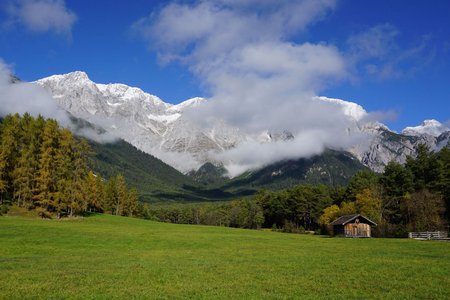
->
1;213;449;299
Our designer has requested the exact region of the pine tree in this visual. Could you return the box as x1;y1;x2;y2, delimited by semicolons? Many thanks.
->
0;114;20;203
55;128;76;217
12;147;35;207
115;175;127;216
11;113;41;207
104;174;129;216
437;147;450;222
406;144;443;191
54;129;92;217
85;171;105;213
344;170;379;201
105;176;117;215
124;187;139;217
70;137;91;215
33;120;60;213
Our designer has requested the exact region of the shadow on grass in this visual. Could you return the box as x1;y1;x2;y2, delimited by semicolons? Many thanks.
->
80;212;103;218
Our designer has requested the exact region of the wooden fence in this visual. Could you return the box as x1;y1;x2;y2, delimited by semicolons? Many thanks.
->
408;231;448;240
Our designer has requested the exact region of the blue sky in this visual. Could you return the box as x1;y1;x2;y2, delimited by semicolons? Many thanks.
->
0;0;449;132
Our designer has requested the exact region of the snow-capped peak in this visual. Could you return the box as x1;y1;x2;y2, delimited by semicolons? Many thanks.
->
168;97;206;112
38;71;90;84
34;70;449;175
402;119;449;137
96;83;168;108
423;119;443;127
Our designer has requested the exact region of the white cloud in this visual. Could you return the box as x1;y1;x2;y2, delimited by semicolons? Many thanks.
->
132;0;377;173
0;59;116;143
5;0;77;37
0;59;70;124
347;24;399;60
347;24;436;80
213;127;364;177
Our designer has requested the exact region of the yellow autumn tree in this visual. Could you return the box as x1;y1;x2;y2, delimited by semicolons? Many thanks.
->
355;187;382;224
319;204;340;225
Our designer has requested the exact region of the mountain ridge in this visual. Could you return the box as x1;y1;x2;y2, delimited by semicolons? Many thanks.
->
35;71;450;175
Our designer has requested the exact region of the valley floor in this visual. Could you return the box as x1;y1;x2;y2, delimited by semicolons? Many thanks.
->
0;214;449;299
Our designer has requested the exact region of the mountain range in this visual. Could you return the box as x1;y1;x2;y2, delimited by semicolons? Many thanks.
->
35;71;450;178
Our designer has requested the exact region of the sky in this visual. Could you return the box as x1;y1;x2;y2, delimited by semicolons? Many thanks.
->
0;0;449;133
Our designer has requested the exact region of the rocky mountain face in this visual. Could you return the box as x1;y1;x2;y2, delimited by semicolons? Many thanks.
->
36;71;247;171
354;127;444;172
35;71;450;175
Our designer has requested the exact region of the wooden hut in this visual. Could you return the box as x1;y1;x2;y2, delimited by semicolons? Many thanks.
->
329;214;377;237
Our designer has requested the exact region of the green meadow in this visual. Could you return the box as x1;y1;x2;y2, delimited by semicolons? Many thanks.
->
1;213;449;299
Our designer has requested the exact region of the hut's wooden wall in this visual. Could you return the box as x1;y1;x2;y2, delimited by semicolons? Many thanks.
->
344;223;371;237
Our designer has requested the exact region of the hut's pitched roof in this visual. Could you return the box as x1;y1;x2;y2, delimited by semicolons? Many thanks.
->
329;214;377;226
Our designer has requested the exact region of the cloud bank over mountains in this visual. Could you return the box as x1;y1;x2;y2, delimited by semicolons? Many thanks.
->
132;0;371;172
134;0;346;132
0;60;69;124
0;61;117;143
1;1;443;175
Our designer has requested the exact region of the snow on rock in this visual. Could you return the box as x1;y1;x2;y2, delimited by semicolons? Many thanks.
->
34;71;449;174
147;113;181;123
35;72;244;172
402;119;449;137
167;97;206;113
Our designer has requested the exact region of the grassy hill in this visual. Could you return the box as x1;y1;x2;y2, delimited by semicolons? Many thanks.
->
89;139;196;202
1;213;449;299
88;139;245;202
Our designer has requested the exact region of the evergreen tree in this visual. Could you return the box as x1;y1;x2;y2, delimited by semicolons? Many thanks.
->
380;161;413;224
33;120;60;212
344;170;379;201
11;147;35;207
85;171;105;213
11;114;41;207
124;187;139;217
437;147;450;222
381;161;414;197
0;114;20;203
115;175;127;216
0;114;110;217
104;174;133;217
405;144;443;191
61;129;89;216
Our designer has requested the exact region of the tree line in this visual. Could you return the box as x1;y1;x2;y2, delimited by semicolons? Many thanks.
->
1;113;448;237
146;199;264;229
146;144;449;237
145;184;340;233
320;144;449;236
0;113;139;218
